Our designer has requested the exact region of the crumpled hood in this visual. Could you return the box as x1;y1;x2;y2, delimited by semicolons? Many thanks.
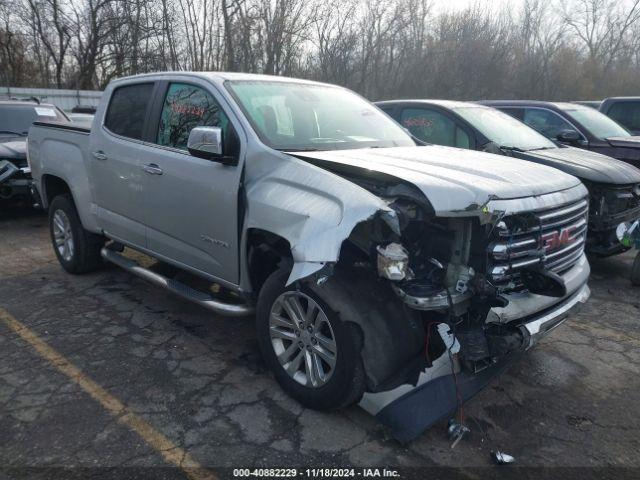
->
292;145;582;215
607;136;640;149
523;146;640;184
0;139;27;159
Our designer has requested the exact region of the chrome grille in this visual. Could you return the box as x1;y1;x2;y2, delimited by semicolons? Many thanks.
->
489;198;589;285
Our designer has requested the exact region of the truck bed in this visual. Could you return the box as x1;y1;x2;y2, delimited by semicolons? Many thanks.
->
28;121;97;231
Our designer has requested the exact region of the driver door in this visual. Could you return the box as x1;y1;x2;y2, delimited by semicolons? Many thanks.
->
140;81;244;285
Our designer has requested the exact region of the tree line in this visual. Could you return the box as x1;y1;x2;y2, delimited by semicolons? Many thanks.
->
1;0;640;101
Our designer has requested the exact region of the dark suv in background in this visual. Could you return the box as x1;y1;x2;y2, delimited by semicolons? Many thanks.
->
600;97;640;135
480;100;640;167
0;101;69;204
377;99;640;257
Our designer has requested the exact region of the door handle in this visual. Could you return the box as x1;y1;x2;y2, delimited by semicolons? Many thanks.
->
92;151;107;161
142;163;163;175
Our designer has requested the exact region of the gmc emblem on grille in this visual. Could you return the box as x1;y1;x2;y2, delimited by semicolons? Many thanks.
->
541;226;577;251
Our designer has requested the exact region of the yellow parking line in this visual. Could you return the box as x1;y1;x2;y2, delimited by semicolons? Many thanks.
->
0;307;217;480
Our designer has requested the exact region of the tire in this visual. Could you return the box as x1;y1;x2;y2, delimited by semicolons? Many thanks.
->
256;267;366;410
49;194;105;274
632;252;640;287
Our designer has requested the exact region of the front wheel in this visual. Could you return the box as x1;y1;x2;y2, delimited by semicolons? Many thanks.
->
49;194;104;274
256;267;366;410
632;252;640;286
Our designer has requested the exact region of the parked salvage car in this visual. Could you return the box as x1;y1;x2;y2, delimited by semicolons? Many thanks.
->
0;100;69;203
600;97;640;135
481;100;640;168
377;100;640;257
29;73;591;441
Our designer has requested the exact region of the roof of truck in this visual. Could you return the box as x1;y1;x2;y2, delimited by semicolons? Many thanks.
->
112;71;330;87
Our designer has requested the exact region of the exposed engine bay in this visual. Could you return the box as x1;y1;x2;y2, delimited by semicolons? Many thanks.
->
307;162;587;382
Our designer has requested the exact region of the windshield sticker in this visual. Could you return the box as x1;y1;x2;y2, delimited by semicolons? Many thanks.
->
170;102;205;117
35;107;57;117
403;117;433;128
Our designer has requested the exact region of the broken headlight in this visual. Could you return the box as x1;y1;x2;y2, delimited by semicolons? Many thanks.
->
377;243;410;281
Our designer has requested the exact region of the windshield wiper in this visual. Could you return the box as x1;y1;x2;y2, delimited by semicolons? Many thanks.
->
528;146;555;151
0;130;26;136
499;145;526;152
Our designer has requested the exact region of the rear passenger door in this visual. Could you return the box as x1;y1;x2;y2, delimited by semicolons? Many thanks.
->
398;107;472;149
90;82;156;247
141;80;244;285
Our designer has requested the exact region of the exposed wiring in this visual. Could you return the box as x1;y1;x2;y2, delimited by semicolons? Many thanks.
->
445;287;464;426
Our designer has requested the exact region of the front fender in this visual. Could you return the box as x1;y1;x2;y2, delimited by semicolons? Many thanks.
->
243;150;398;286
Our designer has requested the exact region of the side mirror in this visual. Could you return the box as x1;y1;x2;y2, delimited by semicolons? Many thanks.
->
187;126;237;165
556;129;581;143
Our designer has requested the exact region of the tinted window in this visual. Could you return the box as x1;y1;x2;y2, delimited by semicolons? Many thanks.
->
523;108;577;139
400;108;470;148
455;106;555;151
0;105;67;135
561;105;629;139
497;107;524;120
157;83;232;150
604;102;640;134
105;83;154;140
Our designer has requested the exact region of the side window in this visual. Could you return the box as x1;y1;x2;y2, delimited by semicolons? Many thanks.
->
156;83;233;151
400;108;470;148
379;106;398;120
523;108;575;139
607;102;640;132
498;107;524;120
105;83;154;140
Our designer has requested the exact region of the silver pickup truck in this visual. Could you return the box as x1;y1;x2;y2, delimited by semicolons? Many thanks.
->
28;72;591;441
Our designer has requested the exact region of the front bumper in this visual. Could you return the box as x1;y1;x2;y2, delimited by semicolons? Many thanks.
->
360;278;591;442
587;205;640;256
0;161;32;200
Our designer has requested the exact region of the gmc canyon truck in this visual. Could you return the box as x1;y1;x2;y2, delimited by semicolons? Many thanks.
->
28;73;591;441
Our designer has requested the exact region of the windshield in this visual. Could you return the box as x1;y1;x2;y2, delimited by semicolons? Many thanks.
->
226;81;414;151
454;106;556;150
561;105;630;139
0;105;67;136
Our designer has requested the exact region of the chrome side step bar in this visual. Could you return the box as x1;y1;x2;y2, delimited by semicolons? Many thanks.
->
100;247;254;317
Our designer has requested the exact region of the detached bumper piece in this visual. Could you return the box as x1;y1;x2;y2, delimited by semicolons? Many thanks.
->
367;282;590;443
376;353;520;443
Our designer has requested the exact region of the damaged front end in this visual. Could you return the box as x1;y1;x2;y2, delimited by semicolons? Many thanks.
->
334;181;592;441
244;149;590;441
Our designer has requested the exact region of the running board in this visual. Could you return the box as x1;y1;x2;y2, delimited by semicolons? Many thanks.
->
100;247;254;317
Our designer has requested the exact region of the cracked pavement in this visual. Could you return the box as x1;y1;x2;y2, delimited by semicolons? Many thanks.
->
1;205;640;477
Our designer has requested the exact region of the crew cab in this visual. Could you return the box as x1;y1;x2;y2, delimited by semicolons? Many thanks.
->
28;73;591;441
377;100;640;257
600;97;640;135
481;100;640;167
0;101;68;203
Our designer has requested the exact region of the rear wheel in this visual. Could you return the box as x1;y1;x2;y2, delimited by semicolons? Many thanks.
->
632;252;640;286
256;267;365;410
49;194;104;274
